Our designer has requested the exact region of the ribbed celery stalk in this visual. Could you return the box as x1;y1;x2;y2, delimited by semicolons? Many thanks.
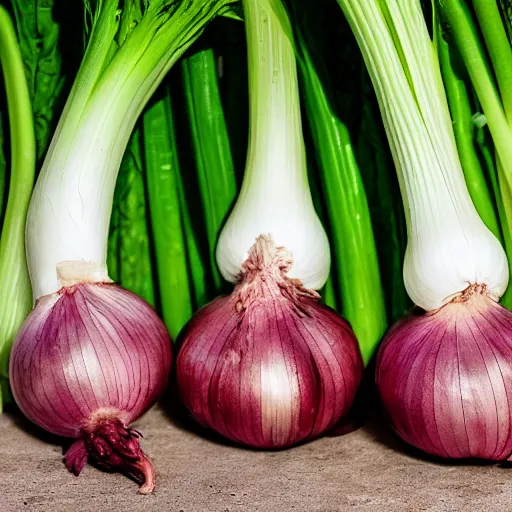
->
178;179;209;309
472;0;512;122
471;0;512;305
437;30;502;239
474;127;511;260
113;128;155;306
143;87;198;338
294;13;386;364
0;6;35;410
181;48;237;293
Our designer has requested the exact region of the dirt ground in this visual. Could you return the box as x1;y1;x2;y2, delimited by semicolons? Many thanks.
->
1;399;511;512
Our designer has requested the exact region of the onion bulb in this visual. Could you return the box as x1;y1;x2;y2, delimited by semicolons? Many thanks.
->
10;283;171;493
177;235;363;448
377;286;512;460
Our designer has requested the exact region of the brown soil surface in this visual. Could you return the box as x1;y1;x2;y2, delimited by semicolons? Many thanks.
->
1;404;510;512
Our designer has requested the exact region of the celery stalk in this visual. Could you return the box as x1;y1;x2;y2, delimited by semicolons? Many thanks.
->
0;6;36;410
322;274;338;311
143;87;198;338
472;0;512;124
181;48;237;294
0;110;5;225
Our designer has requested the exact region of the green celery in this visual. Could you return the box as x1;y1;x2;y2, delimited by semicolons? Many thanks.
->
293;8;387;364
181;48;237;293
474;127;512;281
476;127;502;208
0;6;36;410
472;0;512;123
143;86;198;338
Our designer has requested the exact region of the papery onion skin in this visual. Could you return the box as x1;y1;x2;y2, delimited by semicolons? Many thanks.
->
177;235;363;449
9;282;171;493
376;285;512;460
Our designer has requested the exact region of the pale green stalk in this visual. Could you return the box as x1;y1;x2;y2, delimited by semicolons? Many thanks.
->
0;6;36;410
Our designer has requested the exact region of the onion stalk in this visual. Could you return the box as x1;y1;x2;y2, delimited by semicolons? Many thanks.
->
176;0;363;449
9;0;235;493
215;0;330;289
436;29;503;241
337;0;512;459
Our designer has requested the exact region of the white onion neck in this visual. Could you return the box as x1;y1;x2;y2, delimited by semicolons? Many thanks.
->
216;0;330;290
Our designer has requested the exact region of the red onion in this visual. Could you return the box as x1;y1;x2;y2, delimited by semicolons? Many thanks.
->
376;285;512;460
9;283;171;493
177;235;363;448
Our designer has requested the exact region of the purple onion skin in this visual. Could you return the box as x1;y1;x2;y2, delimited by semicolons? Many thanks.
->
376;287;512;461
177;236;363;449
9;283;171;493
